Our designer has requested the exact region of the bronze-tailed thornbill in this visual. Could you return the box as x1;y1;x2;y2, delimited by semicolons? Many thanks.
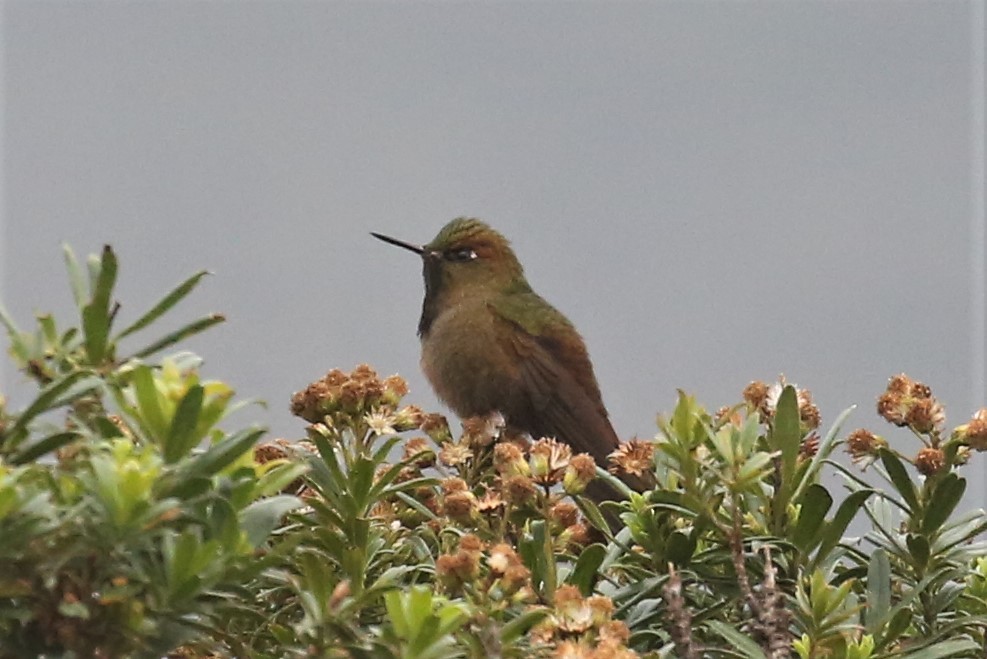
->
372;218;644;503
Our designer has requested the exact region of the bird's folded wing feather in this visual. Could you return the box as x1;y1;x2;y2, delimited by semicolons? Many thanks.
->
487;295;619;465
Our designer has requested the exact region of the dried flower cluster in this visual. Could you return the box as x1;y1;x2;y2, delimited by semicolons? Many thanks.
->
289;365;418;430
743;376;821;430
956;408;987;451
435;534;533;602
845;428;887;468
608;439;654;479
876;373;945;434
532;586;637;658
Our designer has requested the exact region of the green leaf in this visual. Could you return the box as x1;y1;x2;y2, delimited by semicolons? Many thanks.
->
705;620;767;658
129;314;226;360
384;590;409;638
793;484;833;552
500;608;550;644
132;365;168;441
813;489;873;567
62;243;88;308
240;495;304;548
666;530;696;566
768;386;801;531
164;385;204;463
879;449;919;513
81;245;118;364
566;544;605;595
0;302;31;366
921;473;966;535
179;427;265;480
9;431;80;465
865;549;891;634
577;495;614;538
116;270;211;340
791;405;856;503
905;534;930;570
4;371;97;445
899;639;981;659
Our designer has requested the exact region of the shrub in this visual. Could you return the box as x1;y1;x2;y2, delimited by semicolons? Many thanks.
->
2;246;986;658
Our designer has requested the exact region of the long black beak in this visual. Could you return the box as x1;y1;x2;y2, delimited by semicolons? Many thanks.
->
371;232;425;255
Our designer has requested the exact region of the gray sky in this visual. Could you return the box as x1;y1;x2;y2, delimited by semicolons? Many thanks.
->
2;2;985;502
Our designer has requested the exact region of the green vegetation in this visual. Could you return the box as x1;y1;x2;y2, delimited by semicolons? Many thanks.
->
1;246;986;657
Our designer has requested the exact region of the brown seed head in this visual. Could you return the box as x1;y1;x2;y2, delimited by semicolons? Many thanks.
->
436;550;480;587
905;397;945;434
393;405;424;431
798;389;821;430
529;437;572;485
421;413;453;443
503;474;537;506
439;442;473;467
403;436;435;467
799;433;820;460
443;492;476;520
501;563;532;596
477;489;506;515
550;501;580;529
494;442;530;477
565;523;594;549
845;428;887;465
887;373;913;395
563;454;597;494
554;585;594;634
459;533;485;554
743;380;771;416
586;595;615;626
441;477;469;494
382;374;409;405
608;439;654;478
915;446;946;476
461;413;503;447
960;408;987;451
488;543;521;575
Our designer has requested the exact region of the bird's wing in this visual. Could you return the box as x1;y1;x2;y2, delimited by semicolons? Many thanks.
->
487;294;619;464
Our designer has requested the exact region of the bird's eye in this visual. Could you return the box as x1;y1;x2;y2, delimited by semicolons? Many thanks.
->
445;247;478;262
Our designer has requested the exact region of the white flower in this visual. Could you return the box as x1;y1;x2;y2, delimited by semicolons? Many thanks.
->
365;410;397;436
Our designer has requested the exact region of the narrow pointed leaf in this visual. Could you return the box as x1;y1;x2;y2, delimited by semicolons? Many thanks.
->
129;314;225;359
164;384;204;463
116;270;211;340
706;620;768;658
81;245;118;364
791;405;857;503
5;371;96;442
922;473;966;535
865;549;891;634
813;489;873;566
240;495;304;548
567;544;605;595
180;427;265;480
879;449;919;513
10;431;80;465
62;243;88;308
769;385;801;483
898;638;980;658
132;365;168;441
905;533;930;569
793;483;833;551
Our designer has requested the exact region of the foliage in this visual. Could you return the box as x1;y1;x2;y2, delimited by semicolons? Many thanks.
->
2;246;987;657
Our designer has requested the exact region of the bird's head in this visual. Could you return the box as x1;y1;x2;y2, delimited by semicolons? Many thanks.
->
372;217;527;299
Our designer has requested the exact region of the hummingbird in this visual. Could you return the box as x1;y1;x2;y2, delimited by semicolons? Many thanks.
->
372;217;641;503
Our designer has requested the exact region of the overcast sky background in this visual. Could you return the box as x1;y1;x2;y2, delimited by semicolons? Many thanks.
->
2;2;985;504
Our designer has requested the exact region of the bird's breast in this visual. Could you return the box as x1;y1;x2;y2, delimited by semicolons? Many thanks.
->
420;300;518;419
